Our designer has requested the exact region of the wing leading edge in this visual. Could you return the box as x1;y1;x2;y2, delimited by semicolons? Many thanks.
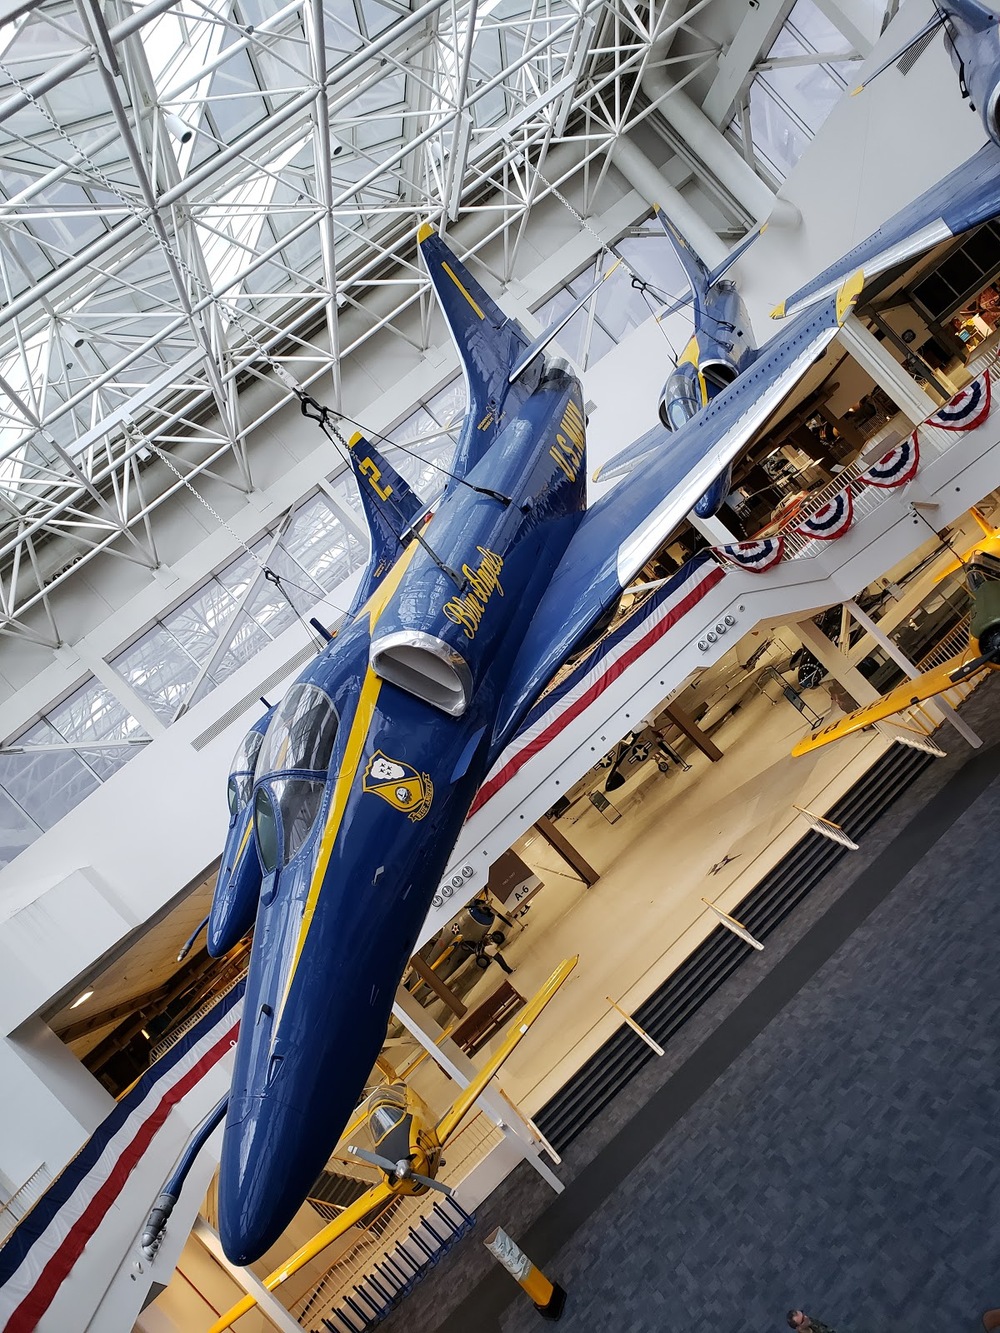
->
790;650;997;755
774;143;1000;319
490;272;865;756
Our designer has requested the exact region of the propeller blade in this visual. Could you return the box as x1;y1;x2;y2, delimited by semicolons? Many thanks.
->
347;1145;395;1172
409;1172;453;1195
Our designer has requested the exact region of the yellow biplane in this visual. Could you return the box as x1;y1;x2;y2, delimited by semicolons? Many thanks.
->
208;955;577;1331
792;552;1000;757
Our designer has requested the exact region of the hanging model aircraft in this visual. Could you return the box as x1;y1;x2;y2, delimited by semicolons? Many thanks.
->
206;955;577;1332
790;551;1000;755
594;209;762;518
772;0;1000;320
933;506;1000;582
211;220;863;1266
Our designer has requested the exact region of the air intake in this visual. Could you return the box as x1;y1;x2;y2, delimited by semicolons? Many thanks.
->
370;630;473;716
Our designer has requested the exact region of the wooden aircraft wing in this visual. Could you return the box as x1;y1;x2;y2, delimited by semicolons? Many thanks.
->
790;649;979;756
434;954;578;1145
208;1180;397;1332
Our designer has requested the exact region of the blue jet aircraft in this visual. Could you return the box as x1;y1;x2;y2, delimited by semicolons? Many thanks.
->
214;218;864;1265
596;209;762;515
774;0;1000;318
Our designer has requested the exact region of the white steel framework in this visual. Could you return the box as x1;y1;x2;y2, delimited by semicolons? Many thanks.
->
0;0;874;649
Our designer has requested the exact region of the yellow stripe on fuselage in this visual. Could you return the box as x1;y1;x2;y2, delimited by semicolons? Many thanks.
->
279;541;421;1008
678;336;699;368
234;817;253;865
442;262;485;320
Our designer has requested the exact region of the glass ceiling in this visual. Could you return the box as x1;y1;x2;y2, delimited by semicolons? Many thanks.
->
0;0;867;648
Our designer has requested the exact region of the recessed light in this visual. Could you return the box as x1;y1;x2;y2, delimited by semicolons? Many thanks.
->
69;988;93;1009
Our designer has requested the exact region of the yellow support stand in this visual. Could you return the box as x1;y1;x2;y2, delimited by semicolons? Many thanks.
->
484;1226;566;1320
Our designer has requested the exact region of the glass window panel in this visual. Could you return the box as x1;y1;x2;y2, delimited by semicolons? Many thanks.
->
46;679;147;781
112;625;200;720
747;82;809;180
0;786;42;869
163;578;241;661
208;608;274;680
426;378;466;430
281;494;351;590
0;720;100;830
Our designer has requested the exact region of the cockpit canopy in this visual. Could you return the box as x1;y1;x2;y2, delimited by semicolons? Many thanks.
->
227;724;267;817
256;682;339;778
365;1085;409;1149
252;683;339;873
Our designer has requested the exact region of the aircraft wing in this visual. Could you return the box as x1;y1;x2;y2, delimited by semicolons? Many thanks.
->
208;1181;397;1332
789;649;987;755
435;954;578;1143
491;272;864;755
773;143;1000;319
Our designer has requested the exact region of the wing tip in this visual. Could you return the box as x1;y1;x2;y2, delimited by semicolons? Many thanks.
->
417;221;435;244
836;268;865;324
347;430;364;448
850;82;864;96
770;299;787;320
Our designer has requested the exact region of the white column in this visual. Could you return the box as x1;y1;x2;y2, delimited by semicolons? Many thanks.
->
642;42;798;227
391;986;563;1193
611;136;728;269
794;618;881;705
844;598;982;748
839;314;939;427
688;511;738;545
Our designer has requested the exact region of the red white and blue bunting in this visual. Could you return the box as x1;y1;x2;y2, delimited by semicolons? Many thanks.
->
926;368;991;432
792;487;854;541
716;538;785;573
858;435;920;489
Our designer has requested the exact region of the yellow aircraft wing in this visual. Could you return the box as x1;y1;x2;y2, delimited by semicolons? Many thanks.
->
208;1180;397;1333
435;954;578;1144
790;649;986;756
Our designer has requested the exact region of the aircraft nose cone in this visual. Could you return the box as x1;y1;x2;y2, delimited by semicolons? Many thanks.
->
218;1094;310;1264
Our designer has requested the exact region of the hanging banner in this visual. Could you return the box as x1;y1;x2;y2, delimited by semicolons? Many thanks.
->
792;487;854;541
715;537;785;573
858;434;920;489
926;368;992;431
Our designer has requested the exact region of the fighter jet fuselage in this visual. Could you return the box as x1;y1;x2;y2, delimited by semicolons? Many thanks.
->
218;360;586;1262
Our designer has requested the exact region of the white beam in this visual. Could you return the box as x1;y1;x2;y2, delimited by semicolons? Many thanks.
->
701;0;794;127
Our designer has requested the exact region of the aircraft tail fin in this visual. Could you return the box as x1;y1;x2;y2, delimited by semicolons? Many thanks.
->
418;225;533;455
347;431;423;550
655;208;713;317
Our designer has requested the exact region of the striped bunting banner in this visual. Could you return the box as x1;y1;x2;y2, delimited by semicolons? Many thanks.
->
792;487;854;541
926;367;991;431
858;434;920;489
715;538;785;573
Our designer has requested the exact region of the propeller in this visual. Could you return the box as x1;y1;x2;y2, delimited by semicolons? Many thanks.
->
347;1145;453;1195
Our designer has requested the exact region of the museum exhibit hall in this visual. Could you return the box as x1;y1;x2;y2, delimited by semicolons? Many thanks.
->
4;0;1000;1328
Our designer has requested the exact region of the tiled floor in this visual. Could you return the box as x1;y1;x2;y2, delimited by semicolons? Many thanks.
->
382;679;1000;1332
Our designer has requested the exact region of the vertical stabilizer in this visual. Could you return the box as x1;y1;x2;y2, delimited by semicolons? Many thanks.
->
656;208;713;324
418;225;536;472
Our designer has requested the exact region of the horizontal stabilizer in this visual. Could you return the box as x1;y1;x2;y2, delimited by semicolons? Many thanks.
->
849;11;943;96
346;432;423;611
790;649;987;755
418;224;534;469
705;221;767;286
509;259;621;383
773;144;1000;319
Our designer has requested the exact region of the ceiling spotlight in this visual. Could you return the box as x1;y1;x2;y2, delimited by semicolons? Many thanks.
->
69;988;94;1009
61;322;86;350
163;111;197;144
